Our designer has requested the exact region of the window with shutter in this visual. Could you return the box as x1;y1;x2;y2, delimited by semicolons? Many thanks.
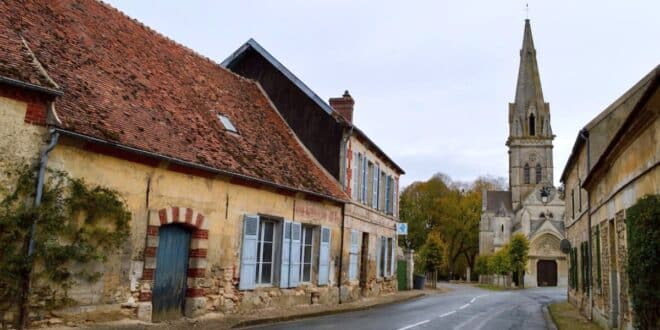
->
239;215;260;290
379;171;386;211
255;219;276;285
279;221;292;288
300;226;313;283
289;222;302;287
379;236;387;277
318;227;331;285
349;230;359;281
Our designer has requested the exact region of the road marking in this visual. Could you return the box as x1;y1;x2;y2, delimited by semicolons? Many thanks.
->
470;297;476;303
459;303;470;309
396;320;430;330
439;311;456;318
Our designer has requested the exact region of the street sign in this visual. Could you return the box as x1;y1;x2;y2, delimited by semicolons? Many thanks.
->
396;223;408;235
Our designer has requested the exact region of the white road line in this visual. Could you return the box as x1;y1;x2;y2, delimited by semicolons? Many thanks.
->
396;320;430;330
439;311;456;318
470;297;476;303
459;303;470;309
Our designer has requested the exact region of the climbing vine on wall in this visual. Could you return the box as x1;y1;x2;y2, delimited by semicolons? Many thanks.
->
0;165;130;315
626;194;660;329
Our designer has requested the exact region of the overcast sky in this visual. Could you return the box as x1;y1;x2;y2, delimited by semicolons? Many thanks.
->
106;0;659;187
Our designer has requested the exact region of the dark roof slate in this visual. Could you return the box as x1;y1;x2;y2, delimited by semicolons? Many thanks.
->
1;0;347;201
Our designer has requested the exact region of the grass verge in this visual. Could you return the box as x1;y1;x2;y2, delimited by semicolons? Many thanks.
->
548;302;603;330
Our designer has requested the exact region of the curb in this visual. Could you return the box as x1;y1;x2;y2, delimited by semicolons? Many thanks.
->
543;304;558;330
232;293;427;328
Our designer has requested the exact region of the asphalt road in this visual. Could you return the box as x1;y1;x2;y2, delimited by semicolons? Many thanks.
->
244;283;566;330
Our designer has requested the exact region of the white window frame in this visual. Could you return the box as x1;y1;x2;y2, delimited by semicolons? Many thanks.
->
255;219;277;286
299;225;314;283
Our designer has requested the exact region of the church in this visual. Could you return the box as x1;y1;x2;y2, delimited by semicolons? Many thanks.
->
479;19;568;287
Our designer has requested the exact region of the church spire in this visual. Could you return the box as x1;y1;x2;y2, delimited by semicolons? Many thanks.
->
514;19;544;111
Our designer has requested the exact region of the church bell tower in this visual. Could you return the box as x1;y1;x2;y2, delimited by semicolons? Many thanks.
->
507;19;555;210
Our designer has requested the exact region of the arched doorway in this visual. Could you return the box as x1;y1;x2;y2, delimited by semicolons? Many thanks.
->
537;260;557;286
153;224;191;321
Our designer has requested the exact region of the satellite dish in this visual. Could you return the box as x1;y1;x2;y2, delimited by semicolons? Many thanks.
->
560;239;571;254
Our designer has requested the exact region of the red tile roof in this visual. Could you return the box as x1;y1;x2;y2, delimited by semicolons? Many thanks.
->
0;0;347;201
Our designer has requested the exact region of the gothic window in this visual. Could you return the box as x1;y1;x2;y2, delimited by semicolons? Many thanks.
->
535;163;542;184
501;224;504;233
529;113;536;136
523;163;531;184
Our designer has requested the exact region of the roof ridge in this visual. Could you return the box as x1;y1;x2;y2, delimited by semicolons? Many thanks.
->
19;34;60;90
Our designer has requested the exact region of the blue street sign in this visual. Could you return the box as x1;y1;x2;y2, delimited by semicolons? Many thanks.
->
396;223;408;235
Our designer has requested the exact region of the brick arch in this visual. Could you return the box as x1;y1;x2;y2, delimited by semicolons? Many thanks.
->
138;207;208;320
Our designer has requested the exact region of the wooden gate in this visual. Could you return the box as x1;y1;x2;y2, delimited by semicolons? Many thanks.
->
537;260;557;287
152;224;191;322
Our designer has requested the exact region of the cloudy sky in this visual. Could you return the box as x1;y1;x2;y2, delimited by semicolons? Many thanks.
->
106;0;659;187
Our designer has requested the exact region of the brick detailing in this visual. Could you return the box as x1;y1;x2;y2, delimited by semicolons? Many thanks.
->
141;207;208;311
192;229;208;239
0;84;50;126
144;247;157;257
139;291;152;302
187;268;206;278
142;269;154;280
189;249;207;258
185;288;205;298
346;140;353;197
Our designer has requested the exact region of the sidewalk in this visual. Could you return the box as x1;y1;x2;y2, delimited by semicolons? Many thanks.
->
52;288;444;330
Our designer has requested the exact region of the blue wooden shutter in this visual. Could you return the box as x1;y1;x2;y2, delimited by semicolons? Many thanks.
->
319;227;331;285
349;230;359;280
289;222;302;287
372;164;379;208
239;215;260;290
375;236;381;278
279;221;292;288
390;237;395;277
352;152;359;200
361;156;368;203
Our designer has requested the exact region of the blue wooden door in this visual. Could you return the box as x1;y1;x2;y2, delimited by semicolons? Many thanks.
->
153;225;191;322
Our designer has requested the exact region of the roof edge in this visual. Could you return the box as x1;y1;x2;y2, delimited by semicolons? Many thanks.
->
0;76;63;96
54;128;347;204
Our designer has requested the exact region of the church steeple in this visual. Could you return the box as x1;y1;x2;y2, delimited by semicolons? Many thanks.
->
507;19;555;209
514;19;545;110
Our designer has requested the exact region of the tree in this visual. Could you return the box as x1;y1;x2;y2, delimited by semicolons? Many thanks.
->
475;254;492;283
490;245;512;287
420;232;446;272
508;233;530;288
399;175;450;251
0;166;131;329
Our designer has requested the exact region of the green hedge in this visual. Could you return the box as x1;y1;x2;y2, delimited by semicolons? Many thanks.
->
626;194;660;329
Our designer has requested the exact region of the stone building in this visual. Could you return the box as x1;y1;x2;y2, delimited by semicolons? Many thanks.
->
0;0;400;324
479;19;567;287
560;65;658;329
222;40;405;302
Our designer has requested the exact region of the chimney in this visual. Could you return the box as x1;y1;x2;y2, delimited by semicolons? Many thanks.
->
329;90;354;123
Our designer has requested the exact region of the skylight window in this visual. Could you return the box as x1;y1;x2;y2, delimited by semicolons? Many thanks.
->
217;114;238;133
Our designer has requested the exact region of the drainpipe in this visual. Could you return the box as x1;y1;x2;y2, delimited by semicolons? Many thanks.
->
338;202;345;304
18;128;60;329
579;128;592;320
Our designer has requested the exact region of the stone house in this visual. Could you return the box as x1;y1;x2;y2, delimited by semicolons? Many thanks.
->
0;0;366;323
222;39;405;302
479;19;567;288
560;65;659;329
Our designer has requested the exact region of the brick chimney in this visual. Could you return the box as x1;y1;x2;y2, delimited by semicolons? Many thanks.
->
329;90;354;123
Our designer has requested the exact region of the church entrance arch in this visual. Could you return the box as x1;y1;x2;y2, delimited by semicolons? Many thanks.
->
537;260;557;286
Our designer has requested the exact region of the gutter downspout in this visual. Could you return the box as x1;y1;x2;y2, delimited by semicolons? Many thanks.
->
337;125;353;304
579;128;593;320
18;128;60;329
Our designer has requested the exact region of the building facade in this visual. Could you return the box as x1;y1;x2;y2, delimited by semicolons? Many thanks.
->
0;0;393;324
561;66;658;330
223;41;405;303
479;19;567;288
